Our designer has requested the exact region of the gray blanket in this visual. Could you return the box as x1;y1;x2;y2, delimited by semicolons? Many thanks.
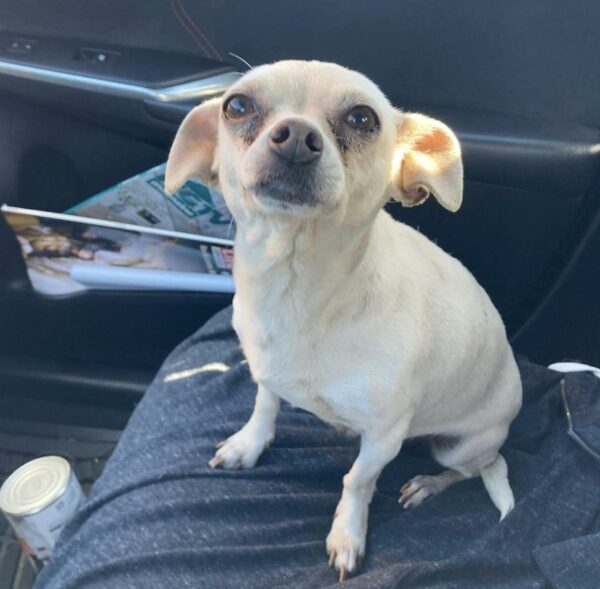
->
35;307;600;589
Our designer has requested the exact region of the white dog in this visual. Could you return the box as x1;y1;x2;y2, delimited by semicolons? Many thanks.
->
165;60;522;582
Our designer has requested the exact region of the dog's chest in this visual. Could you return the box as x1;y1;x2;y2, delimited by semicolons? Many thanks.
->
232;294;378;431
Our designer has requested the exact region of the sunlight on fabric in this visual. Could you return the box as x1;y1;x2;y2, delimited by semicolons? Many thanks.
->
164;362;230;382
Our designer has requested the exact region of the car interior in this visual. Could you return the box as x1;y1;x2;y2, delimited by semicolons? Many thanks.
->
1;1;600;586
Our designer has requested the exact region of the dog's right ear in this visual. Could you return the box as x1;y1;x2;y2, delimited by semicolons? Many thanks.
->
389;112;463;212
165;97;221;194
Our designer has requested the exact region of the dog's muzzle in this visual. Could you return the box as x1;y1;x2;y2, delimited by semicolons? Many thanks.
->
249;119;326;208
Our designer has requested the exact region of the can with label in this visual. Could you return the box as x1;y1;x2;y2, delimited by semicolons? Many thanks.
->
0;455;85;564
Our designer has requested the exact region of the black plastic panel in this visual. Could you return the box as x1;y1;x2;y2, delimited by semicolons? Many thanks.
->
211;0;600;128
390;182;581;329
0;31;226;87
513;203;600;365
0;354;150;405
0;286;232;370
0;92;167;211
2;0;600;128
422;107;600;198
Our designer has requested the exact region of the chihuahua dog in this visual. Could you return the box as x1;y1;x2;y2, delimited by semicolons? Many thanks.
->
165;60;522;581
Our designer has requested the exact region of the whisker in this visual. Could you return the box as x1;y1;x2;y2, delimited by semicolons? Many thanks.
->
228;52;253;71
226;216;236;240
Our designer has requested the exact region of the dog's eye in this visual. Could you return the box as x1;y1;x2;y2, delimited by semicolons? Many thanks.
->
344;105;380;132
223;94;255;120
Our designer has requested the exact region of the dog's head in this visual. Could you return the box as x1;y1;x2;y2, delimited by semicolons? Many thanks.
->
166;61;462;224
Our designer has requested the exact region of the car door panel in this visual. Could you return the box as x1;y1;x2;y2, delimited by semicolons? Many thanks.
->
0;0;599;412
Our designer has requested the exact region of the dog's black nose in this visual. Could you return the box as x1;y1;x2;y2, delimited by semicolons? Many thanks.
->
268;119;323;163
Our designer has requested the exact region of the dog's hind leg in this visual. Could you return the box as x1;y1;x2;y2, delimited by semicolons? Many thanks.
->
399;435;467;508
399;427;515;519
399;468;467;508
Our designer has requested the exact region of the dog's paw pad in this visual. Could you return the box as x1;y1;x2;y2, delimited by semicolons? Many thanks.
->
398;475;439;508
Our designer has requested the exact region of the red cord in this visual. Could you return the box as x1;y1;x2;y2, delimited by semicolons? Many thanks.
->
171;0;223;62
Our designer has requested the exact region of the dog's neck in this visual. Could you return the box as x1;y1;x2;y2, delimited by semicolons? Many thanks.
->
235;211;372;271
231;209;390;324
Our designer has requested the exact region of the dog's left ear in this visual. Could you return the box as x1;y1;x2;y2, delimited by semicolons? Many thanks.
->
165;97;221;194
390;112;463;212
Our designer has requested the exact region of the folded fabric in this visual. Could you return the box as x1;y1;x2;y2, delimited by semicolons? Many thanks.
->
35;307;600;589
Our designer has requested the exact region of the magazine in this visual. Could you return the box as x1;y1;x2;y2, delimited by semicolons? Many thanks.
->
2;206;234;296
66;163;233;240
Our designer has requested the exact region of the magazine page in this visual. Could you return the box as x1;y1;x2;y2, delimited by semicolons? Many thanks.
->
2;206;234;296
66;163;234;240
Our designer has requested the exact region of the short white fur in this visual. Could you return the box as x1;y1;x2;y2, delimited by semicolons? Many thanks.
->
165;60;522;582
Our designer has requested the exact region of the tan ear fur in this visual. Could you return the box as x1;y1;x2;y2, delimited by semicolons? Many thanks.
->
390;113;463;212
164;97;221;194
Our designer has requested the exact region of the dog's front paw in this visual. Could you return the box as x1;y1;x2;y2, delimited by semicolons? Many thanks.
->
209;426;273;470
326;513;366;582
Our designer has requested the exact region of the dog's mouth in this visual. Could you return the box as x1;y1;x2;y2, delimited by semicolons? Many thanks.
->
249;179;320;210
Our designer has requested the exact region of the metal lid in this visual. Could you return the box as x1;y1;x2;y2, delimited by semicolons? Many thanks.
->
0;456;71;517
